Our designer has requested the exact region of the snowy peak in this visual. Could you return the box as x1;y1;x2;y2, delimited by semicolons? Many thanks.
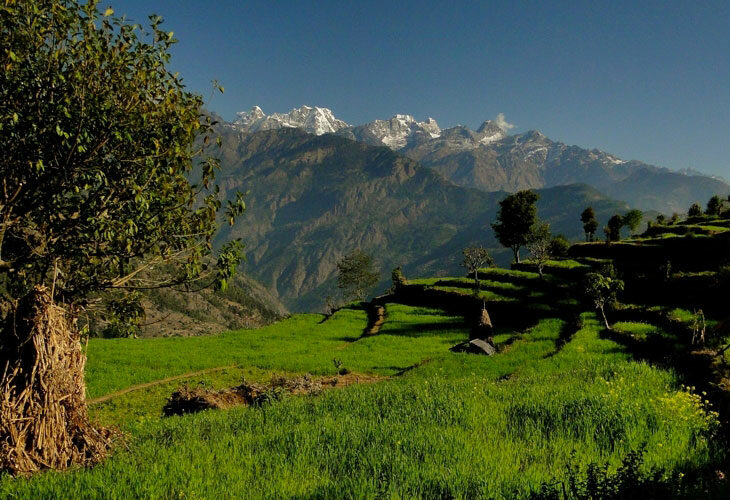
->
233;105;349;135
357;114;442;149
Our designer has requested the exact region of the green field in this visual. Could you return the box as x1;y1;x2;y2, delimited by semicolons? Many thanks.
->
1;266;726;498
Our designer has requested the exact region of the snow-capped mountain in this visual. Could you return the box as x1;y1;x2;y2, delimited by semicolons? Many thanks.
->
228;105;729;213
342;114;441;150
233;105;349;136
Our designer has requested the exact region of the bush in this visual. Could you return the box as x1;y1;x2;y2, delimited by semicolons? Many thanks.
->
549;235;571;257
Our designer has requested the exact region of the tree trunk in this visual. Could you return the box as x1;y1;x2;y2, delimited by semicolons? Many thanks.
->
599;305;610;330
0;286;111;475
513;247;520;264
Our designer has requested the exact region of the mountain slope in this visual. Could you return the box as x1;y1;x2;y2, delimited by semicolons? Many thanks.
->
231;106;729;214
213;128;628;311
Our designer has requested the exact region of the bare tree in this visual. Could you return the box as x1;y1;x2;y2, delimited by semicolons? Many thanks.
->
526;221;552;278
462;246;494;292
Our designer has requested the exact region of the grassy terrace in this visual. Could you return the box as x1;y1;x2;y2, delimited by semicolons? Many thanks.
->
2;308;721;498
2;263;726;498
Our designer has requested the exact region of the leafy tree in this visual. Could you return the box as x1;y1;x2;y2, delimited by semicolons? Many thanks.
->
492;190;539;263
580;207;599;242
706;195;723;216
526;221;552;278
0;1;245;314
336;250;379;301
688;202;703;217
585;267;624;330
623;209;643;235
391;266;407;292
656;214;666;224
549;234;571;258
604;215;624;242
0;0;245;473
462;246;494;291
670;213;680;224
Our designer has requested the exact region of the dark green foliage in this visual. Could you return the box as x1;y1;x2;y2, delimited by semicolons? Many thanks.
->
549;235;571;257
605;215;624;242
706;195;723;216
0;0;245;318
391;266;408;292
581;207;599;242
688;202;703;217
336;250;380;301
532;448;689;500
656;214;667;224
492;190;540;263
623;209;643;235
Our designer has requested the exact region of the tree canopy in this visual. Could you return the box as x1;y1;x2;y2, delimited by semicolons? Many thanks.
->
336;250;379;301
580;207;599;242
462;245;494;290
525;221;552;278
0;0;244;319
492;190;539;263
623;209;643;235
605;215;624;242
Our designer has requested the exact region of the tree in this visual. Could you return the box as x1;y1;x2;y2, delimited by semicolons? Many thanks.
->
391;266;407;292
623;209;643;235
549;234;571;258
462;246;494;291
0;1;245;474
585;267;624;330
526;221;552;278
706;195;723;216
336;250;379;301
492;190;539;263
604;215;624;242
688;202;703;217
580;207;599;242
656;214;666;224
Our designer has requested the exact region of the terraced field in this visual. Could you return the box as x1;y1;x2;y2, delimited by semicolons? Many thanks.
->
2;267;727;499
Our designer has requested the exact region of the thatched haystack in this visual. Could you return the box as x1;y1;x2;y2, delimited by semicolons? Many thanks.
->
0;286;111;476
470;302;494;340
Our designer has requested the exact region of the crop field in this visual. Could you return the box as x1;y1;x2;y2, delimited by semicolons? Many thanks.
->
2;266;727;499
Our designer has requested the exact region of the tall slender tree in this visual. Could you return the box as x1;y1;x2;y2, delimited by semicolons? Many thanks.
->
580;207;599;242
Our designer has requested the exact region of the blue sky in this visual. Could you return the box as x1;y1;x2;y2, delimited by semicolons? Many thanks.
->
113;0;730;178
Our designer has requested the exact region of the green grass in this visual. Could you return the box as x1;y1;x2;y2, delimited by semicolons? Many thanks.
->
2;305;722;498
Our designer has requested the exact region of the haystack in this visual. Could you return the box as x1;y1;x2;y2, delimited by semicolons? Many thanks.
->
0;286;111;475
470;302;494;340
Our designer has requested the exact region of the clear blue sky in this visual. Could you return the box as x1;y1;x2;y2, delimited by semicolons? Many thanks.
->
113;0;730;178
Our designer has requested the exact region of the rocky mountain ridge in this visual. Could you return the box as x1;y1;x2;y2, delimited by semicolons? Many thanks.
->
230;106;729;213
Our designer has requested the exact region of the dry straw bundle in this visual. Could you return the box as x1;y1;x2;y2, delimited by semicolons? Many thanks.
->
0;286;111;475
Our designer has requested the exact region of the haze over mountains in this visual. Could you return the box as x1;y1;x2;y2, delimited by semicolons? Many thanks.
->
232;105;729;213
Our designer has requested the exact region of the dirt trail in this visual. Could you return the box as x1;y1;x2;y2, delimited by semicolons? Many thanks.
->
88;365;235;405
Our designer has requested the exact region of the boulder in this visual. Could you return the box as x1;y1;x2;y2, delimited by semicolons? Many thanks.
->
450;338;497;355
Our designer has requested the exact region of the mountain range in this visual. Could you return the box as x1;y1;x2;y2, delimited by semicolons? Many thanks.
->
212;126;630;311
231;106;729;213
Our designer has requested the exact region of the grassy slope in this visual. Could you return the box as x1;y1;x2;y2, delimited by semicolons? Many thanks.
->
2;267;723;498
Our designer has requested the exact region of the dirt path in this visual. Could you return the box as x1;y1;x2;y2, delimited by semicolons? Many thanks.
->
88;365;235;405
